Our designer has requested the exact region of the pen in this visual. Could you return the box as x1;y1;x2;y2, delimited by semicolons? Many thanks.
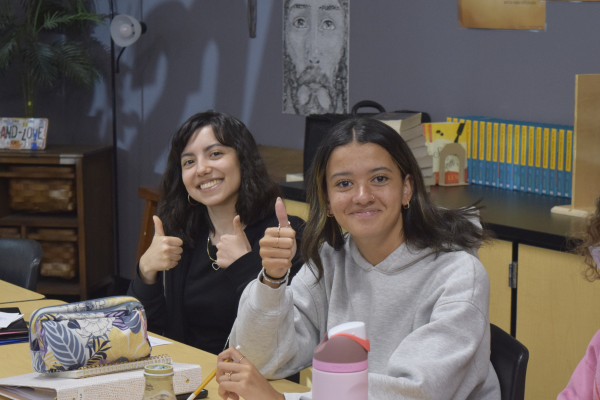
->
186;345;241;400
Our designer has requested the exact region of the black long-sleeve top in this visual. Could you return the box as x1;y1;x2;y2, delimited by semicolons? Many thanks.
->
128;212;304;355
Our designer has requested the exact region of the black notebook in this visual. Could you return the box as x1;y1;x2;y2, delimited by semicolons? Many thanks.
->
0;307;28;345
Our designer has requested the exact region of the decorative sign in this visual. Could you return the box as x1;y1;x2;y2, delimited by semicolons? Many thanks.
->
458;0;546;30
283;0;350;115
0;118;48;150
424;122;469;185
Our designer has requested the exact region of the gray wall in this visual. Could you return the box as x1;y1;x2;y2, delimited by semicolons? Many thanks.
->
1;1;598;279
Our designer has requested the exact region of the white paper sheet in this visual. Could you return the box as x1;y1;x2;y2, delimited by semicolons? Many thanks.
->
148;335;172;347
0;386;56;400
0;312;24;329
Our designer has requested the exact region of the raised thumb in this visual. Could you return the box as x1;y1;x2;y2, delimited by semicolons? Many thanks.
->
233;215;244;236
275;197;290;227
153;215;165;237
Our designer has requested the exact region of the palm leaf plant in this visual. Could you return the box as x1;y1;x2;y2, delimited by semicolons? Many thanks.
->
0;0;103;118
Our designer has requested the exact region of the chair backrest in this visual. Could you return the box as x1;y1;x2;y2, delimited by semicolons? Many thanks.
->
0;238;43;291
490;323;529;400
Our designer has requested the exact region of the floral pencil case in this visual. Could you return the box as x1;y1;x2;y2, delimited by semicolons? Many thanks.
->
29;296;152;373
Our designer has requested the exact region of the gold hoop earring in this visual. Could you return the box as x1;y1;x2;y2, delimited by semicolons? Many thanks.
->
403;202;410;210
327;212;334;218
188;194;199;206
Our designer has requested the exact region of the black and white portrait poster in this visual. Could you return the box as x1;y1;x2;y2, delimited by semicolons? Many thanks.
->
283;0;349;115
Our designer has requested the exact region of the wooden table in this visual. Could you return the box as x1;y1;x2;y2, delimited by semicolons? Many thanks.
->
147;332;310;398
0;327;309;399
6;299;67;321
0;280;44;304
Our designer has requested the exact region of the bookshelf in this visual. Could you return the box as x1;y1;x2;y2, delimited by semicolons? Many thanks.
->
0;145;115;299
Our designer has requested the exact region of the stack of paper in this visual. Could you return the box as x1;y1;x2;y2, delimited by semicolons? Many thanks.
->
372;112;434;186
0;362;201;400
0;308;27;346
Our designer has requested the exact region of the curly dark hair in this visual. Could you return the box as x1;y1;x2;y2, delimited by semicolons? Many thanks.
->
301;117;492;282
158;111;281;247
575;197;600;281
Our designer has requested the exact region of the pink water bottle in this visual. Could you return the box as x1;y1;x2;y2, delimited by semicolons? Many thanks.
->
312;321;370;400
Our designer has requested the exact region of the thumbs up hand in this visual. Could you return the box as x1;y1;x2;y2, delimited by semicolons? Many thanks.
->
216;215;252;269
139;216;184;284
259;198;297;285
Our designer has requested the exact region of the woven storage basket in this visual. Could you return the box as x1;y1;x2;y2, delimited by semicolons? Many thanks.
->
39;240;78;279
32;228;78;279
9;179;76;212
0;227;21;239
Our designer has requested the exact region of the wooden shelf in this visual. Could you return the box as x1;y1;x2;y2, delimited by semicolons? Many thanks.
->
36;277;80;296
27;233;78;242
0;213;78;228
0;172;75;179
0;145;114;300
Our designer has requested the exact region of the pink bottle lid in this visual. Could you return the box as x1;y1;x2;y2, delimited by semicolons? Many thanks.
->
312;332;369;373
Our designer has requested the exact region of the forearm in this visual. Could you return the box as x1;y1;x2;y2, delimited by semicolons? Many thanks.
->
232;273;324;378
127;269;167;333
231;278;297;376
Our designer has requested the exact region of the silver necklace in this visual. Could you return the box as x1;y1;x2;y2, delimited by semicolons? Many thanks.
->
207;236;220;270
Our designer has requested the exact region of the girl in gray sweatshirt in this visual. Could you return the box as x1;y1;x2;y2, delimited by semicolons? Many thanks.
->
216;117;502;400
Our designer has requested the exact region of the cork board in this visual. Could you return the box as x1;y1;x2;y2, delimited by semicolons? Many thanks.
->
458;0;546;30
572;74;600;211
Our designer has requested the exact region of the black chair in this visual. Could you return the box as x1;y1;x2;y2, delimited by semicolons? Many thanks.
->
490;323;529;400
0;238;43;291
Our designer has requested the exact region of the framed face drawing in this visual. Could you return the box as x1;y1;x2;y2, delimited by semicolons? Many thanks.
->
283;0;349;116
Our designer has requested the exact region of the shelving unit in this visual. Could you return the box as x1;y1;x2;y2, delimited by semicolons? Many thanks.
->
0;145;114;299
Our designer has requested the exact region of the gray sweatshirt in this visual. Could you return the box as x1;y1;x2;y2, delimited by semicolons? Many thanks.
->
231;237;501;400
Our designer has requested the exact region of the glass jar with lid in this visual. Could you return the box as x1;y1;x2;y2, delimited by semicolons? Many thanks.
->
143;363;176;400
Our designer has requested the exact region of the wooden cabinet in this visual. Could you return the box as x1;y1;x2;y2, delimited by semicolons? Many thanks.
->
478;243;598;399
479;239;513;334
517;245;597;400
0;145;114;299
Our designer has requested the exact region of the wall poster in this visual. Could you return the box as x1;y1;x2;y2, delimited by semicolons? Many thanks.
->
283;0;349;116
458;0;546;30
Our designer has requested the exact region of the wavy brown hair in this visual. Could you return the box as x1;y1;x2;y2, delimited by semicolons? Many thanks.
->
301;117;492;282
575;197;600;281
158;111;281;248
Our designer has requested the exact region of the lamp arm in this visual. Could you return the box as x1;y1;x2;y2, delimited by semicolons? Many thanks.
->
115;47;126;74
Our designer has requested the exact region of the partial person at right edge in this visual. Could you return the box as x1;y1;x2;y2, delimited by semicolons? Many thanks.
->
127;111;304;355
558;197;600;400
216;117;501;399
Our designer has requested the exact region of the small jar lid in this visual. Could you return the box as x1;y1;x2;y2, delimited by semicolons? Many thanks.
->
144;363;174;376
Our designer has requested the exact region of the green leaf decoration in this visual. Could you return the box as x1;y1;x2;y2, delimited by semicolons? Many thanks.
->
0;0;15;31
0;31;17;70
0;0;103;117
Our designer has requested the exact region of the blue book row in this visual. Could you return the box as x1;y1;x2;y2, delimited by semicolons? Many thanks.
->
448;116;573;198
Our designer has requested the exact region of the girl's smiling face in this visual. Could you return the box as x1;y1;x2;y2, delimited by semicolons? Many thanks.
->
181;125;241;210
325;141;412;249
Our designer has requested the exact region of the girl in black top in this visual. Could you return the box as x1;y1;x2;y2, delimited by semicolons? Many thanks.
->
128;111;304;354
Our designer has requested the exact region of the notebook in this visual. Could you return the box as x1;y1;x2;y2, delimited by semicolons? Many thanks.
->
0;308;28;345
0;362;201;400
53;354;173;379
